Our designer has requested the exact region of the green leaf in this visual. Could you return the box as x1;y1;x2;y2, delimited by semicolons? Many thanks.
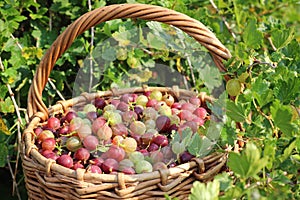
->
279;140;296;163
196;61;223;92
181;127;193;147
50;70;66;92
227;143;268;179
0;117;11;136
290;154;300;166
219;186;243;200
251;76;274;107
112;29;132;46
146;21;164;34
253;89;273;108
264;140;276;170
147;32;166;50
188;134;213;157
171;141;185;155
189;179;220;200
206;120;223;141
1;67;20;85
270;100;297;135
164;194;179;200
171;130;181;144
98;145;109;153
188;133;202;157
214;172;233;191
282;39;300;59
101;46;116;62
242;18;263;49
226;100;247;122
235;42;248;60
0;97;15;113
29;7;48;19
0;85;8;99
274;77;300;104
271;27;294;50
0;143;8;167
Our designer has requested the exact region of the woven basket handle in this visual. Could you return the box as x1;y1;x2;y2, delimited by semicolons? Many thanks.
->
27;3;232;120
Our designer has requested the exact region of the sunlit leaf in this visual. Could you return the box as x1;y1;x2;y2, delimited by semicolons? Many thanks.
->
0;117;11;136
271;27;294;50
228;143;268;179
242;18;263;49
270;100;297;136
226;100;247;122
189;179;220;200
0;97;15;113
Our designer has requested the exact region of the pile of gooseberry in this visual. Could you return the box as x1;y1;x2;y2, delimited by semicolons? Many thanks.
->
34;90;209;174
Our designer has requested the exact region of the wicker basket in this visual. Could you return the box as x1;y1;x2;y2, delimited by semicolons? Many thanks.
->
22;4;232;200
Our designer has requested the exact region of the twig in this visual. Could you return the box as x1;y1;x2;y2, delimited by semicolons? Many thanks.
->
209;0;238;43
7;156;21;200
258;3;288;17
179;39;196;88
49;10;52;31
247;60;277;81
88;0;94;93
64;80;73;94
13;123;21;197
10;34;23;49
9;34;66;103
252;98;277;136
182;75;190;90
18;108;29;123
48;78;66;101
0;58;23;125
0;57;24;199
247;61;276;69
141;48;154;56
267;36;277;51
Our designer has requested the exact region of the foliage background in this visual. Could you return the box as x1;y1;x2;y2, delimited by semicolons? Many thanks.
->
0;0;299;199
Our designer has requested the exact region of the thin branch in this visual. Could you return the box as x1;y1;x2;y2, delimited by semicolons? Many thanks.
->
13;123;21;197
179;39;196;88
247;61;276;69
209;0;238;43
0;58;23;125
182;75;190;90
64;80;73;94
0;57;24;200
258;3;288;16
186;57;195;88
48;78;66;101
252;98;277;136
141;48;154;56
267;36;277;51
49;10;52;31
88;0;94;93
10;34;23;50
19;108;29;123
7;156;21;200
10;33;66;104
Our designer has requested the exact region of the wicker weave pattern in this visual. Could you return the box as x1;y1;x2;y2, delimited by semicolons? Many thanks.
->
23;88;227;199
22;4;230;200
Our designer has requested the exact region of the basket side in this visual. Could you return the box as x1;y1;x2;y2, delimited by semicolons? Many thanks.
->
22;87;227;200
